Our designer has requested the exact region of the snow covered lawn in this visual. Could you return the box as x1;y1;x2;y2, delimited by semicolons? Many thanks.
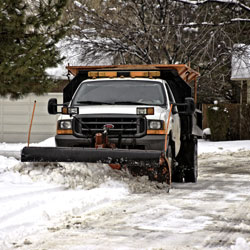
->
0;139;250;250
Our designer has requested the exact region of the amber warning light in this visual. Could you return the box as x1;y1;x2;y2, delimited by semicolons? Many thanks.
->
137;107;154;115
88;71;160;79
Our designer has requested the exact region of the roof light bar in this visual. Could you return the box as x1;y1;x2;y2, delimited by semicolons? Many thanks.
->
88;71;160;79
88;71;117;78
130;71;160;78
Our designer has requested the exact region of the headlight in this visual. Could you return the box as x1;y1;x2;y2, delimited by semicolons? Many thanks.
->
148;120;162;129
58;120;72;129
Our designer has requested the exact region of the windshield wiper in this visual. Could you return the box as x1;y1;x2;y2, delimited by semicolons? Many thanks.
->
77;101;113;105
113;101;148;105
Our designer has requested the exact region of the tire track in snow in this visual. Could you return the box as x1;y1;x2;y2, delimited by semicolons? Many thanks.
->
0;186;63;202
2;150;250;249
199;151;250;248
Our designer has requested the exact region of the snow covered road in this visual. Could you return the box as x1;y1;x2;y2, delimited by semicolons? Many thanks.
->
0;140;250;250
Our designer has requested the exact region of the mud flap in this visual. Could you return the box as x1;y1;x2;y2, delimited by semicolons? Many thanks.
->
21;147;162;163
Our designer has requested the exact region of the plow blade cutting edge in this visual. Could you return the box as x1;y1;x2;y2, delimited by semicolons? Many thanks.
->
21;147;162;163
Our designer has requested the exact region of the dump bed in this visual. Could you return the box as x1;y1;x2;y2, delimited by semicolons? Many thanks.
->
64;64;200;104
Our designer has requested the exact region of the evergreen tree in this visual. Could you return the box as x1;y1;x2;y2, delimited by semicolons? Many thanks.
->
0;0;69;98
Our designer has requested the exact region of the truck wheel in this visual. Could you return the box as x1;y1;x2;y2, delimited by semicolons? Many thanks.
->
184;138;198;183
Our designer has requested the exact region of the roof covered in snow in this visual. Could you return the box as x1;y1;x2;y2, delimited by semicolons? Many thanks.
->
231;44;250;80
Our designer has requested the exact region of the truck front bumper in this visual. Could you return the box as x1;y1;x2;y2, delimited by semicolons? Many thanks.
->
55;134;165;151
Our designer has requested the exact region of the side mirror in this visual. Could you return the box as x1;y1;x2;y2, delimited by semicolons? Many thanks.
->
185;97;195;115
170;103;178;114
48;98;58;114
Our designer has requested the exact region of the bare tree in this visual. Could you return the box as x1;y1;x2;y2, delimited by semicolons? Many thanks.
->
64;0;250;102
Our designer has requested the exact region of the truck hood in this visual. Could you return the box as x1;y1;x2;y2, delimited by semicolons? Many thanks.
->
59;105;169;121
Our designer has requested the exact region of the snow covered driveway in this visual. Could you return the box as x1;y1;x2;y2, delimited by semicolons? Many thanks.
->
0;140;250;250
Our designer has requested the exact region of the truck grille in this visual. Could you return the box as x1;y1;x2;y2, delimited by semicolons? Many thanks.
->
72;114;146;138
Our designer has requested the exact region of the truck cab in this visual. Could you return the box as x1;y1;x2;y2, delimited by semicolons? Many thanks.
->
56;77;181;158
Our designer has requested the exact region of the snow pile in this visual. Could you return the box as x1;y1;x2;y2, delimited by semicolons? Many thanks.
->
0;138;55;159
1;139;250;249
198;139;250;154
0;143;25;152
15;162;169;193
31;137;56;147
231;238;250;250
0;138;169;248
202;128;211;140
0;156;18;174
0;159;130;248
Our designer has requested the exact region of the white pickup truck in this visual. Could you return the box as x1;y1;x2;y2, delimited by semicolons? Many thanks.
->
22;65;202;184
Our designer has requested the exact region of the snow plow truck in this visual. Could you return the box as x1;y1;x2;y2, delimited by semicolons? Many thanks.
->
21;64;202;185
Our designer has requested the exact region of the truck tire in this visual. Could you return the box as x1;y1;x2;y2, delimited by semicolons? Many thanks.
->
184;137;198;183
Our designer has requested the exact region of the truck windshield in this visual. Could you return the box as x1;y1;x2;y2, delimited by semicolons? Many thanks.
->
72;80;166;106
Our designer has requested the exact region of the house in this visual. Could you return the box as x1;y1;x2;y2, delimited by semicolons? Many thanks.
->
0;93;63;143
0;39;113;143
